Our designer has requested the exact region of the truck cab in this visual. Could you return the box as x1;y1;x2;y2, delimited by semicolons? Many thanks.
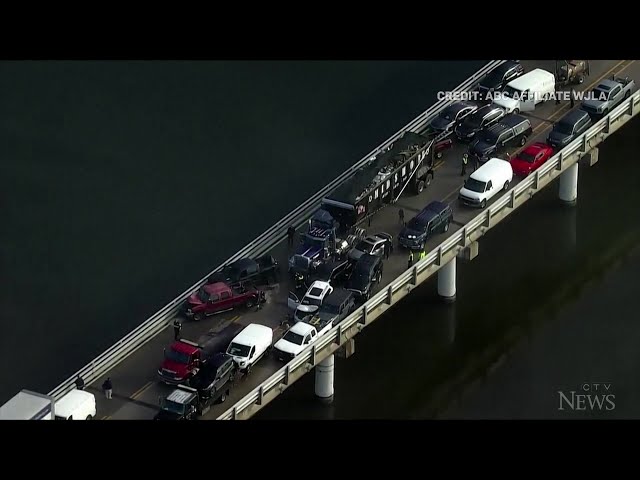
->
154;386;199;420
158;339;205;385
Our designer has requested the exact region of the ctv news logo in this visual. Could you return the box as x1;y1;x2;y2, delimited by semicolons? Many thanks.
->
558;383;615;412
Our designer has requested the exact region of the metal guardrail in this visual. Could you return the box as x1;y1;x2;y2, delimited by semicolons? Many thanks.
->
217;90;640;420
47;60;507;401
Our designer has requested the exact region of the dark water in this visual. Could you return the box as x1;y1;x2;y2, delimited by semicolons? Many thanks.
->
0;60;485;403
257;116;640;420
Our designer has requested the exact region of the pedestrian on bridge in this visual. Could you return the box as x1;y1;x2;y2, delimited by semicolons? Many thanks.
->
555;84;561;105
102;377;113;400
75;375;85;391
287;226;295;248
419;248;426;261
461;153;469;176
398;208;405;226
173;319;182;340
407;250;414;269
384;241;390;259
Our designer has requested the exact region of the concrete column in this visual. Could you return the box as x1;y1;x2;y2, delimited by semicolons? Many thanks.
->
559;163;578;206
315;354;334;403
437;257;456;303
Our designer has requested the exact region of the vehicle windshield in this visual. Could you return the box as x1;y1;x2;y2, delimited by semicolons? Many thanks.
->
308;287;323;297
283;330;304;345
482;70;503;86
592;88;609;101
165;349;190;365
161;399;186;415
196;287;210;303
406;218;426;232
303;234;326;250
293;255;310;270
355;240;376;253
502;86;519;98
441;107;455;121
227;342;251;358
464;178;487;193
464;112;484;128
518;151;537;163
303;296;322;306
554;121;574;136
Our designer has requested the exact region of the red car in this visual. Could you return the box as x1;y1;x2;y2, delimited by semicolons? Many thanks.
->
183;282;264;321
510;142;554;176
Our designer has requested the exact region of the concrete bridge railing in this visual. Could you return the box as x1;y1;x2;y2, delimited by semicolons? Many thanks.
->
217;89;640;420
47;60;507;401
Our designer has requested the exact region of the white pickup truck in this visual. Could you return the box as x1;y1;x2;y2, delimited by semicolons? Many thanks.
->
274;315;333;362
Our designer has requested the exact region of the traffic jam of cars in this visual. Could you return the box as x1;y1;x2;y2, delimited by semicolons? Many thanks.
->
152;60;635;420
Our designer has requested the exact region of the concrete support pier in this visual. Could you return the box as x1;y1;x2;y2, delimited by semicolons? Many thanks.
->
559;163;578;206
437;257;456;303
315;354;335;403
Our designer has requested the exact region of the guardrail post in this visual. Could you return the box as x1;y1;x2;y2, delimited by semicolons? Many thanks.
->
360;305;368;325
509;190;516;208
387;285;393;305
556;152;563;171
412;266;418;285
461;227;468;247
310;345;317;366
232;407;238;420
284;365;290;386
604;115;610;134
485;209;492;228
580;134;587;153
436;246;443;266
534;171;540;190
335;324;342;345
257;386;264;405
629;98;634;117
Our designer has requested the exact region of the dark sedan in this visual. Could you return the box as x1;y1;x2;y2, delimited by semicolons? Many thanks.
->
429;102;478;134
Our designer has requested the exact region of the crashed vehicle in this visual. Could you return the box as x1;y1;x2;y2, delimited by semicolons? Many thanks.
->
288;209;363;286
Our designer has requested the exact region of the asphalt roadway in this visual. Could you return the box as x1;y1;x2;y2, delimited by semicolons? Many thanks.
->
83;59;637;420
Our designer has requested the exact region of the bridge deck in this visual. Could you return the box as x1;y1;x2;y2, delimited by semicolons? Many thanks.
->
84;59;636;420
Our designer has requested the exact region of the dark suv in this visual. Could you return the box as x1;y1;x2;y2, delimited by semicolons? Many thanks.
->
305;258;354;289
470;114;532;163
398;201;453;250
189;353;236;408
478;61;525;101
546;109;592;149
347;254;383;302
455;104;506;142
317;288;356;325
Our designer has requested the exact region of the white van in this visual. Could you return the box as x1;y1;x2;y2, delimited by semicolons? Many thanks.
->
493;68;556;113
55;390;96;420
458;158;513;209
226;324;273;373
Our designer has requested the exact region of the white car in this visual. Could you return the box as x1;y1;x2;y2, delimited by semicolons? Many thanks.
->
226;324;273;373
274;322;318;361
55;389;97;420
288;280;333;321
458;158;513;209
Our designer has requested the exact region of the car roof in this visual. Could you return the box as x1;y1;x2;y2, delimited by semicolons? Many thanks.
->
506;68;554;90
470;158;511;183
203;282;230;295
475;104;503;117
173;339;200;354
520;142;548;156
560;108;589;124
498;114;529;128
209;353;232;368
443;101;474;115
229;258;255;270
597;80;617;90
290;322;315;335
55;390;94;418
493;60;520;74
323;288;353;306
354;253;380;269
308;280;331;292
166;388;197;405
231;324;272;346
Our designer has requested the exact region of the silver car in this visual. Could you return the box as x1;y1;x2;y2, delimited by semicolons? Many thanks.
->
347;233;392;262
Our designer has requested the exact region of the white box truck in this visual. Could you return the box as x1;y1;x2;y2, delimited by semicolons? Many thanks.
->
0;390;55;420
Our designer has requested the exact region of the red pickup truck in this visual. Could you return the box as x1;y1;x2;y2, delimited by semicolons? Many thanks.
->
183;282;264;321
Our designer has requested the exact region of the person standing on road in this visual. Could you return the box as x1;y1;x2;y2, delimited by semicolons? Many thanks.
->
287;226;295;248
570;87;575;108
398;208;405;226
555;84;561;105
173;319;182;340
407;251;414;269
75;375;85;391
384;240;390;259
461;153;469;176
419;248;426;261
102;377;113;400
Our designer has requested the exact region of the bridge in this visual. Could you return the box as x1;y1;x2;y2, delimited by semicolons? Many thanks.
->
44;59;640;420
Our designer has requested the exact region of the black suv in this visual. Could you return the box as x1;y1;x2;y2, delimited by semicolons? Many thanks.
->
304;258;354;289
189;353;236;409
317;288;356;325
347;254;383;302
478;61;525;101
455;104;506;142
398;201;453;250
547;109;592;149
470;114;532;163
